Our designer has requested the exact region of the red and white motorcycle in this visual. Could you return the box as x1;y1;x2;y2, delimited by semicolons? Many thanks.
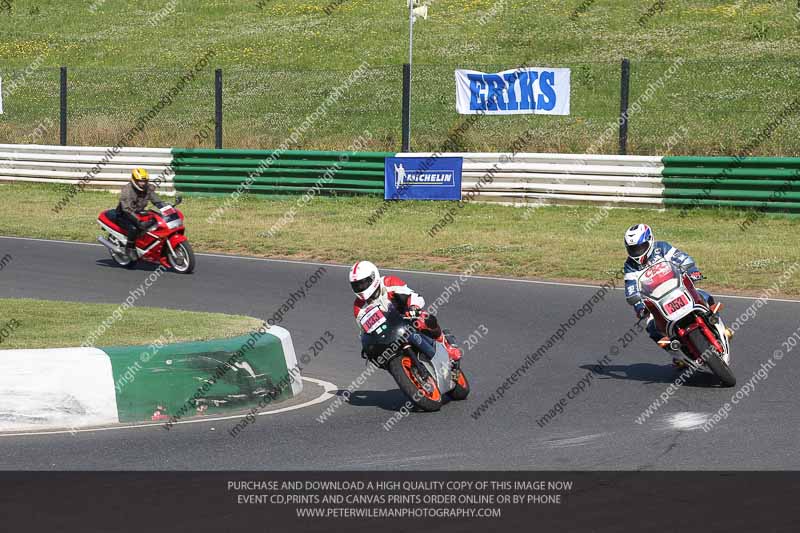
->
637;259;735;386
97;197;195;274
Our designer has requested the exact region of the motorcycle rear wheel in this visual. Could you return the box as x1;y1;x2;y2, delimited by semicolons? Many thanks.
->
110;250;137;269
388;355;442;412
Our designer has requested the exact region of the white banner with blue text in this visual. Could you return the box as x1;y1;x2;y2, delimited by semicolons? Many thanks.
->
455;67;570;115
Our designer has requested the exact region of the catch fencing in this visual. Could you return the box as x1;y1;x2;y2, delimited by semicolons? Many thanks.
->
3;61;799;155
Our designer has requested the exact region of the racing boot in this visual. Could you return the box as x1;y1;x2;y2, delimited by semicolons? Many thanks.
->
437;332;462;362
125;241;138;261
671;357;689;370
440;332;462;379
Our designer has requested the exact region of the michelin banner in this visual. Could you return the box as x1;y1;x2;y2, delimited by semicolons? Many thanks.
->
455;67;570;115
385;157;463;201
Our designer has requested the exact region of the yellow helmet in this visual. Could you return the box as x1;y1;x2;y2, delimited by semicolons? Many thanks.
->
131;167;149;191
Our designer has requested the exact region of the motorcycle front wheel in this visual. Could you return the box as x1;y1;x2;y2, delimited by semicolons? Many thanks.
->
388;355;442;412
168;241;195;274
688;328;736;387
704;351;736;387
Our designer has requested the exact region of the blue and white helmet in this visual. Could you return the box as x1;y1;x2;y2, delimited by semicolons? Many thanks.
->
624;224;654;265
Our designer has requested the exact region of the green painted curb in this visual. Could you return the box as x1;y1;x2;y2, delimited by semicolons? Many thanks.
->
102;325;300;423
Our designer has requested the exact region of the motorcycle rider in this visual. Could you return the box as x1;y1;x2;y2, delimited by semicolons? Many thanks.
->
349;261;462;363
623;224;723;364
117;168;165;260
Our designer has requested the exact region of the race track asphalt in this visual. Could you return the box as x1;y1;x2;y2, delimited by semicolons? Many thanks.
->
1;235;799;470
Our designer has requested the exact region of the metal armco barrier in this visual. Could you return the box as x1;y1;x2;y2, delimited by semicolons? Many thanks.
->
662;156;800;212
0;144;174;193
399;152;665;206
2;144;799;213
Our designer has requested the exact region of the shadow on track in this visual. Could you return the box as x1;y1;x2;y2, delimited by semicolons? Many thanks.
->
581;363;719;387
94;258;164;272
335;389;411;412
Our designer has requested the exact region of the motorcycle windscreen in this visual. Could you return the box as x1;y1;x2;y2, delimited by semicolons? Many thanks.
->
359;304;407;361
638;261;680;299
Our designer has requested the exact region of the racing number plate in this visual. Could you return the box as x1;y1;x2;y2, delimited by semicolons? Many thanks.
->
360;307;387;333
664;294;689;314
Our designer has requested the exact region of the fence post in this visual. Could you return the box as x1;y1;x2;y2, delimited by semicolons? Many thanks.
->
214;68;223;149
59;66;67;146
401;63;411;152
618;58;630;155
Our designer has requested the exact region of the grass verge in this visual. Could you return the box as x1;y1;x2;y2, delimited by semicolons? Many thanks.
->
1;1;799;153
1;183;799;297
0;296;263;349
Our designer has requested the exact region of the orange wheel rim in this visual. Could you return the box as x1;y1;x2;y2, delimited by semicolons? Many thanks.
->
401;356;440;401
457;371;467;387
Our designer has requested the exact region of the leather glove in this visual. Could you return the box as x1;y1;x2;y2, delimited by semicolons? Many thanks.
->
689;271;703;282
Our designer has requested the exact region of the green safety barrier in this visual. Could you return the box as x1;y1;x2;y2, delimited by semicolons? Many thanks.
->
171;148;394;196
661;156;800;213
102;326;299;423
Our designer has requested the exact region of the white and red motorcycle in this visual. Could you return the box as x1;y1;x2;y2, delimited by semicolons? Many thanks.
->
637;259;735;387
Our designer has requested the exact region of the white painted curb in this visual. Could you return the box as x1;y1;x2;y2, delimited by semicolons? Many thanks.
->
0;347;119;431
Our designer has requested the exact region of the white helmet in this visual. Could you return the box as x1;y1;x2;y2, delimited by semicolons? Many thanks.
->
349;260;381;301
624;223;654;265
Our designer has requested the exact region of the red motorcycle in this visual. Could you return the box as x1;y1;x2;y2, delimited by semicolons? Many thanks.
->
97;197;195;274
637;259;734;386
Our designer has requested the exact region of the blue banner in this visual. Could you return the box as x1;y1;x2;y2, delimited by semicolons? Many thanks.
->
384;157;463;201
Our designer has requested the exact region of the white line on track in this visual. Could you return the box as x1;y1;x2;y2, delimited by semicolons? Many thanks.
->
0;376;338;438
2;235;799;305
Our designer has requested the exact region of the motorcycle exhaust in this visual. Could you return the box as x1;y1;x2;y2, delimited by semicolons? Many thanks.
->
98;236;124;254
